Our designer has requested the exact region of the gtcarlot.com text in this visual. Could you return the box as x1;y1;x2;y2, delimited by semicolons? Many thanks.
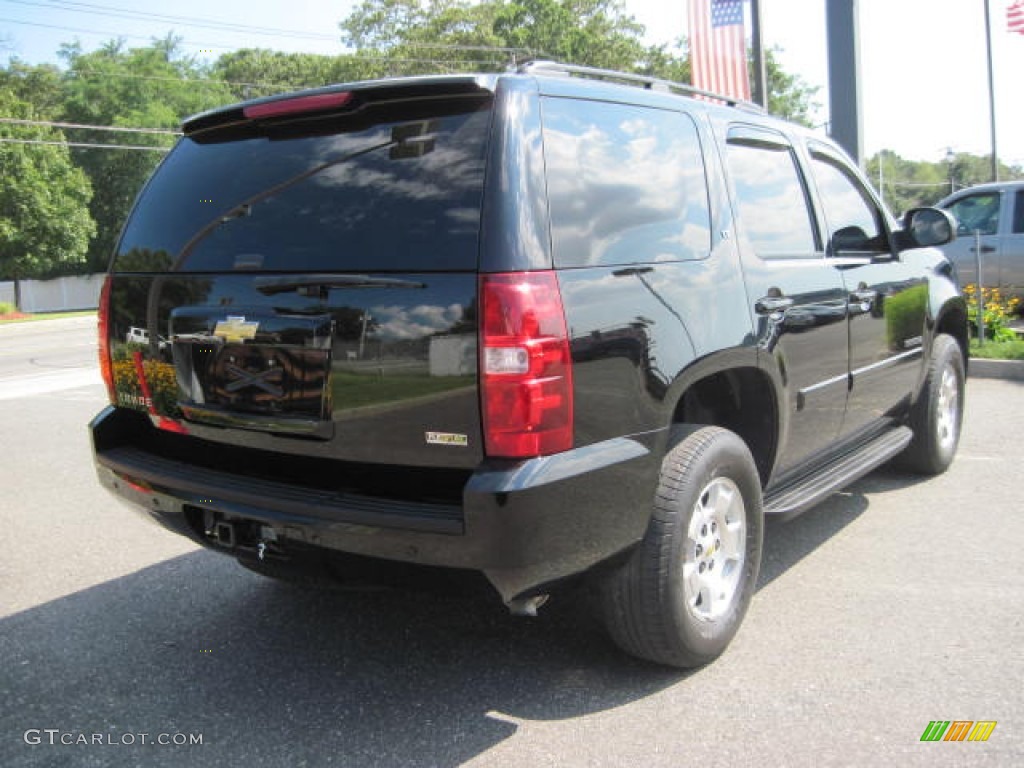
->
23;729;203;746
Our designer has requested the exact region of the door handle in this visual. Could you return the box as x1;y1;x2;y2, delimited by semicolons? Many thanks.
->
755;296;794;314
969;245;996;254
849;289;877;303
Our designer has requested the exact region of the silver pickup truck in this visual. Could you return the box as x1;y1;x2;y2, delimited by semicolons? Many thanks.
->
936;180;1024;300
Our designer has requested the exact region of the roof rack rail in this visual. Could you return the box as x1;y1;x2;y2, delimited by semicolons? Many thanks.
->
516;59;766;114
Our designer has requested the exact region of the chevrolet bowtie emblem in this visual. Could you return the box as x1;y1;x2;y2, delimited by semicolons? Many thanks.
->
225;363;283;396
213;316;259;343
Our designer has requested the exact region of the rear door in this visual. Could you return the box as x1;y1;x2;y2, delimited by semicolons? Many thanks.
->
724;126;849;475
106;84;493;470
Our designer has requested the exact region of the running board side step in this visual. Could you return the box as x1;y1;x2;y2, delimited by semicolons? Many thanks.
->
764;426;913;520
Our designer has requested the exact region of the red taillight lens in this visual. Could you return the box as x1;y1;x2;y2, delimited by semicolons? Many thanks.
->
480;272;574;458
97;274;116;405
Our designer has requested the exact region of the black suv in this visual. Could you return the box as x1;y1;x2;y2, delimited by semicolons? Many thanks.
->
91;62;967;668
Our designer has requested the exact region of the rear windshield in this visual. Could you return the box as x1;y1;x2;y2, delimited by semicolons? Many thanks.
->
113;97;492;273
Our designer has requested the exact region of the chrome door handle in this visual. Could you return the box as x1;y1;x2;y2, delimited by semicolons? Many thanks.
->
850;289;877;303
755;296;794;314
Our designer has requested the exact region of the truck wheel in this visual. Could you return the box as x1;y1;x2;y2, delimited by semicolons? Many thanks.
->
601;426;763;668
899;334;965;475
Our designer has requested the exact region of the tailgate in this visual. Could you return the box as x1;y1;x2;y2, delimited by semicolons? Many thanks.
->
104;84;491;470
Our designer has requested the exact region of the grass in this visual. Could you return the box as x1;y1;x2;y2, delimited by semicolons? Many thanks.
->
0;309;97;324
969;337;1024;361
331;371;474;410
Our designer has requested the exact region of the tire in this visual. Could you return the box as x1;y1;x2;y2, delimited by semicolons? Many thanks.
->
899;333;965;475
600;425;764;668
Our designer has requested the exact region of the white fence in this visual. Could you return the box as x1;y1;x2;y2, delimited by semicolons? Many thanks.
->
0;274;104;313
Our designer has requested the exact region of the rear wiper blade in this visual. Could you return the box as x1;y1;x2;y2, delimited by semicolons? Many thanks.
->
173;138;394;269
254;274;426;295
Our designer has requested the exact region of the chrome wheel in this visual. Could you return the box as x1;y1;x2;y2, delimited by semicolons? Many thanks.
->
683;477;746;621
935;364;960;452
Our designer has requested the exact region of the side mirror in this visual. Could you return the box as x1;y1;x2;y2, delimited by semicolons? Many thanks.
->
896;207;956;250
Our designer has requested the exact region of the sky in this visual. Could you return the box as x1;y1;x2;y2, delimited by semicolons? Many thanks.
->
2;0;1023;168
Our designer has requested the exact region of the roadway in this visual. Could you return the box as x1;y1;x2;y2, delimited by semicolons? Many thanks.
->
1;317;1020;767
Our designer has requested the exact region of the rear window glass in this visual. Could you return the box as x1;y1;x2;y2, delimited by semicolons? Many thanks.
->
541;98;711;268
113;99;492;272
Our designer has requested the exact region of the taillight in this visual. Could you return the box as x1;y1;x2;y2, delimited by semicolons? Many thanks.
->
480;271;574;458
97;274;116;405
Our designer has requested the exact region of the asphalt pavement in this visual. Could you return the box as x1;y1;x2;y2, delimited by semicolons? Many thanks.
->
0;317;1021;767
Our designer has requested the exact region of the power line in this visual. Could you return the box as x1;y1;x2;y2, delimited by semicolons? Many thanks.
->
0;116;179;134
1;18;515;68
0;16;246;50
0;137;170;151
2;0;338;41
68;68;283;88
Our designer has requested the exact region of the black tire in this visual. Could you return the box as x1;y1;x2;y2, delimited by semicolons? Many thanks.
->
600;426;763;668
899;334;965;475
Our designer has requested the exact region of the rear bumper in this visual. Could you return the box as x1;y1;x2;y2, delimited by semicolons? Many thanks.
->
90;406;661;602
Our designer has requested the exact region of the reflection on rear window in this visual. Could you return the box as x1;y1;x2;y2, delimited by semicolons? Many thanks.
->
114;102;491;273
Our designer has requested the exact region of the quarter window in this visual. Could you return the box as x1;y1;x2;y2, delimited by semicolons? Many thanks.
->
542;99;711;268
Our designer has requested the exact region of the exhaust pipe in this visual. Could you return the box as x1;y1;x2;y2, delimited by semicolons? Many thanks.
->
507;594;549;617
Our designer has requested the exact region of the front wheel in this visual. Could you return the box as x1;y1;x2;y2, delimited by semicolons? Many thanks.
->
600;426;763;668
900;333;965;475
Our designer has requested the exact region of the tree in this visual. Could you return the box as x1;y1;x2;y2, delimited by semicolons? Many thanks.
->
212;49;374;102
339;1;819;123
866;151;1024;215
58;37;234;271
0;89;95;299
0;60;64;118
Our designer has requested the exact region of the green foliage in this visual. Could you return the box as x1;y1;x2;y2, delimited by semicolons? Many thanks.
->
339;1;819;123
963;284;1021;342
0;301;16;314
765;48;818;127
969;338;1024;360
885;283;928;350
57;36;234;272
0;88;95;280
211;49;376;101
867;150;1023;215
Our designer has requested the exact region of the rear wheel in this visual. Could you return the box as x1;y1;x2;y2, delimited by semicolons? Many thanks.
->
600;426;763;668
900;333;965;474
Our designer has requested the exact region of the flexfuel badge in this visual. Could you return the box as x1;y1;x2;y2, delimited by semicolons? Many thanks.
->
426;431;468;447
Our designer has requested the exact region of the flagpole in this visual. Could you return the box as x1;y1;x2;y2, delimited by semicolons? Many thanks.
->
984;0;999;180
750;0;767;108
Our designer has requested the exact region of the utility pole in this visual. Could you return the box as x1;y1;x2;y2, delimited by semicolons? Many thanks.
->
826;0;863;165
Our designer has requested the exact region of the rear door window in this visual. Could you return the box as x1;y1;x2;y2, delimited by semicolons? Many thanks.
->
541;98;711;268
113;98;492;273
726;130;819;258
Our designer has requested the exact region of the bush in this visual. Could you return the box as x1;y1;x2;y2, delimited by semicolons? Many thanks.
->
0;301;16;315
963;284;1020;342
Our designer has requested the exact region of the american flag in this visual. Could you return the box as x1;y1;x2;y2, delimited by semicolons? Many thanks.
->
689;0;751;101
1010;0;1024;35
